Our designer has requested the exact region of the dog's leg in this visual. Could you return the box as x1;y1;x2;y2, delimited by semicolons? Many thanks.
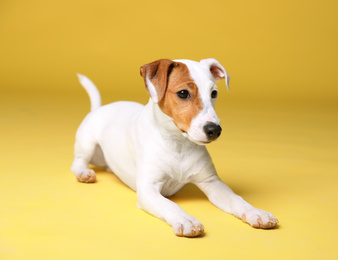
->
71;138;97;183
137;180;204;237
195;174;278;229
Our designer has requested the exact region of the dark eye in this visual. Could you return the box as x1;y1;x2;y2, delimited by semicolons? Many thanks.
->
211;90;218;98
177;90;190;99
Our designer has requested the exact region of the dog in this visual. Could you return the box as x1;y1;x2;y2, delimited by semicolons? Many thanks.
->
71;58;278;237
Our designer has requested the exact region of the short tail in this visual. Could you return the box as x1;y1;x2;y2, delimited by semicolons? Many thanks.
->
77;74;102;112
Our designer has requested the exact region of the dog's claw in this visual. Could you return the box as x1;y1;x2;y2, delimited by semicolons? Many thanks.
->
173;217;204;237
176;226;184;237
241;209;278;229
76;169;96;183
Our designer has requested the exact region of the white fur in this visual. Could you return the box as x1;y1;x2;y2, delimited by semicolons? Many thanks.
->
200;58;230;91
146;78;159;103
77;73;101;111
71;59;278;237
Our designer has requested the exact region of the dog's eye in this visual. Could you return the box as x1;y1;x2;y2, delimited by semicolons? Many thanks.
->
211;90;218;99
177;90;190;99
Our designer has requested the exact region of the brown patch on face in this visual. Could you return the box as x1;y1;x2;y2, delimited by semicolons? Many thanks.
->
158;62;203;132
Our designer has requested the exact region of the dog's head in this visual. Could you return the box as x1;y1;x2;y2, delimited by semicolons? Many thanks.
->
140;58;230;145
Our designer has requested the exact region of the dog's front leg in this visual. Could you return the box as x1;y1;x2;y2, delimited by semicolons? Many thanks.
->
195;174;278;229
137;178;204;237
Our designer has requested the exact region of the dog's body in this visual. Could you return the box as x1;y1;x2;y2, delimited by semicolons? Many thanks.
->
71;58;278;237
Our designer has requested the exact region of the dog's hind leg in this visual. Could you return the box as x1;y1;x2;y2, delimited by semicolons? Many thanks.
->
71;133;97;183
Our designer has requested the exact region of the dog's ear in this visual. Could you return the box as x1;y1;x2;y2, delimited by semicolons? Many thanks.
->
200;58;230;91
140;59;175;103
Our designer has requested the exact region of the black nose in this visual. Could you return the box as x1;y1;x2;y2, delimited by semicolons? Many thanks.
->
203;123;222;141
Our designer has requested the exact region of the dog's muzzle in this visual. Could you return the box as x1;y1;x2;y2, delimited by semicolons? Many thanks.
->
203;123;222;141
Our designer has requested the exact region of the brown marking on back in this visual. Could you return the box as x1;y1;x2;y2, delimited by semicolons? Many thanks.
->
158;62;203;132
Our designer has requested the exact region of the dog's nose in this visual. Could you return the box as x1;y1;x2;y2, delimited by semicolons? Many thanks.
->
203;123;222;141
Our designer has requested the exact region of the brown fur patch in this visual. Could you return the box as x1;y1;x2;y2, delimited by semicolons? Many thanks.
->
140;59;174;102
159;62;203;132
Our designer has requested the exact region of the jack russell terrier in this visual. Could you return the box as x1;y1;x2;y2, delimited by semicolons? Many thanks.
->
71;58;278;237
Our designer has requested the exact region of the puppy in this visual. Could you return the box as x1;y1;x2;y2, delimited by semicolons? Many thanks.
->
71;58;278;237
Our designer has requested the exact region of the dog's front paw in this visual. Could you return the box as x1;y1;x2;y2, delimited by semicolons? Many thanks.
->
241;208;278;229
172;216;204;237
76;169;96;183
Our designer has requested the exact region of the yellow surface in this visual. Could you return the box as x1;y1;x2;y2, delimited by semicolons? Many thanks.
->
1;0;338;259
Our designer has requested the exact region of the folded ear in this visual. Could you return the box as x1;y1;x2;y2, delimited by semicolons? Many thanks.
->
140;59;174;103
200;58;230;91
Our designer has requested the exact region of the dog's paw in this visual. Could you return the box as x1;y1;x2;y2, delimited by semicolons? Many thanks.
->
241;208;278;229
172;216;204;237
76;169;96;183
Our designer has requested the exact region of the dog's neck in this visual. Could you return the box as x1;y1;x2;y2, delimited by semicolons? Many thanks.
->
145;98;195;150
147;98;181;135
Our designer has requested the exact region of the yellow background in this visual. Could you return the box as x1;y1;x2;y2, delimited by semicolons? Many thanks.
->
1;0;337;259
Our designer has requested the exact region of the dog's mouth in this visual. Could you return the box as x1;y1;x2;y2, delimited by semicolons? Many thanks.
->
194;140;212;145
180;129;212;145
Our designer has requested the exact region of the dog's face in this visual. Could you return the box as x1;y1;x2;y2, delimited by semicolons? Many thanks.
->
140;58;230;145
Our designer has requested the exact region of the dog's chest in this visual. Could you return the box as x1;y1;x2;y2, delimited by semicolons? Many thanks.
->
160;159;199;197
158;144;208;197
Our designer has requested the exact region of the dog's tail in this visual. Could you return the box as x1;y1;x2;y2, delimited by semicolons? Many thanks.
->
77;74;102;112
